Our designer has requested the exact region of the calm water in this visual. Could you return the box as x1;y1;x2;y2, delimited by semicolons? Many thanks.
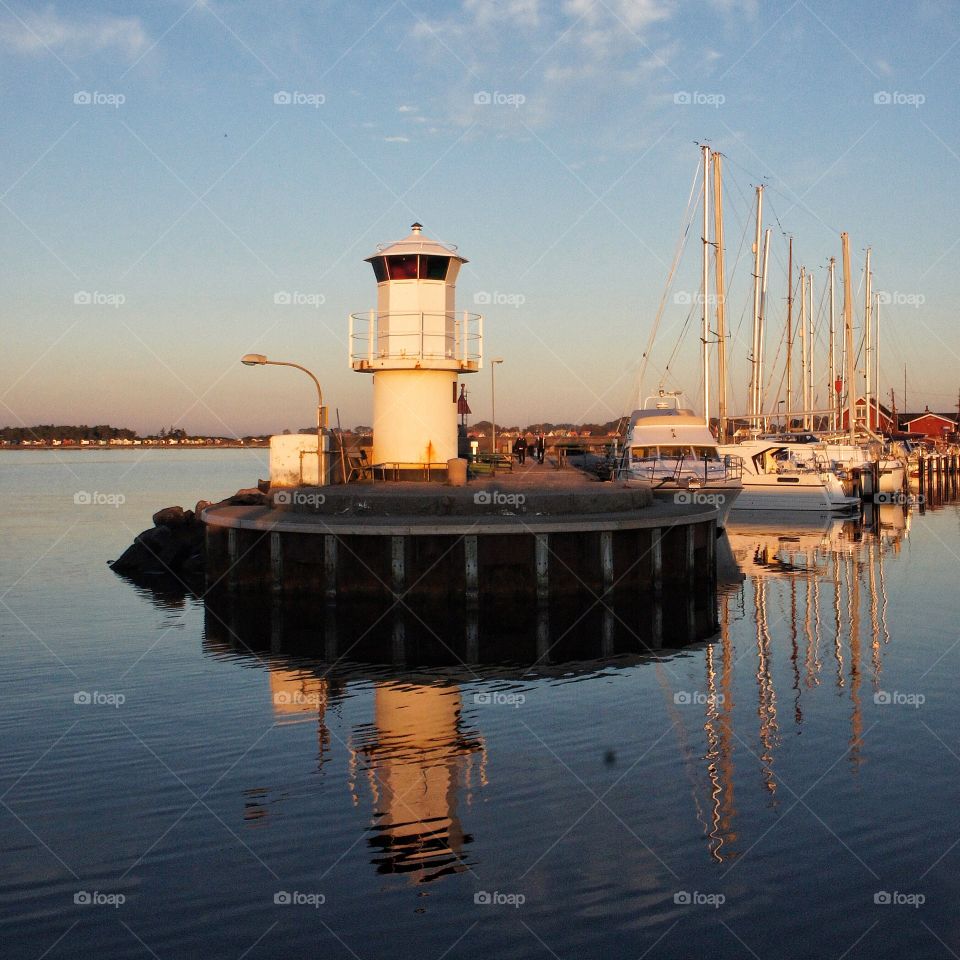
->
3;451;960;958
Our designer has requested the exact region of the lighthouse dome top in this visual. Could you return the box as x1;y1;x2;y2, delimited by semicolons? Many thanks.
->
366;222;467;264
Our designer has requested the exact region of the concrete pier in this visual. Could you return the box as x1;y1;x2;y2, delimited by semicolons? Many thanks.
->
202;467;719;608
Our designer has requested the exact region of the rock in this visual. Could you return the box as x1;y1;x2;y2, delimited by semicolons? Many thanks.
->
225;490;268;506
152;505;188;528
112;525;181;575
113;487;261;589
112;506;205;584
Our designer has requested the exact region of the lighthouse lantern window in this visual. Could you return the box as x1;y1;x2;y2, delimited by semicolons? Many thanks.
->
370;256;388;283
421;255;450;280
386;255;418;280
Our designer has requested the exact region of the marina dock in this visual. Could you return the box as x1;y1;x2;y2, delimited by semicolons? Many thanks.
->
203;460;720;608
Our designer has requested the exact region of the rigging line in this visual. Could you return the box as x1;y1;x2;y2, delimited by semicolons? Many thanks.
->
715;151;844;237
760;321;789;416
634;160;702;404
663;302;698;377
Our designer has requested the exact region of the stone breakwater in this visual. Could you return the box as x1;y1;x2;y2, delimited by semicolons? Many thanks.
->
110;489;267;586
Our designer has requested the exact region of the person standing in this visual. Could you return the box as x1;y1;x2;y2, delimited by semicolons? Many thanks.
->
513;435;527;464
537;434;546;463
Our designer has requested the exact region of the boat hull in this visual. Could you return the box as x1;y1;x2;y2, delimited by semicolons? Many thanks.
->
730;480;859;513
646;482;742;529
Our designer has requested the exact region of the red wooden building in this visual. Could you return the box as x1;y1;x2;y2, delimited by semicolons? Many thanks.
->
841;398;896;433
902;408;958;441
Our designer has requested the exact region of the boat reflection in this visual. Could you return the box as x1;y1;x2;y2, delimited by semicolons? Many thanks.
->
701;507;908;859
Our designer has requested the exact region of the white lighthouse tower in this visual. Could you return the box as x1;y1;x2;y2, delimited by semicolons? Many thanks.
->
350;224;482;472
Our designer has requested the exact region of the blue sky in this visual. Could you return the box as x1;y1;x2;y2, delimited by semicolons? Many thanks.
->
1;0;958;435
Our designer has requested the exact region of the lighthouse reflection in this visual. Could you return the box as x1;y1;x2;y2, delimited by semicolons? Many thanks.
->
352;684;484;882
201;505;913;873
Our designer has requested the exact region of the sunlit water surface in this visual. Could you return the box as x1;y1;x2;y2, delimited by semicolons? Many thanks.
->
2;451;960;959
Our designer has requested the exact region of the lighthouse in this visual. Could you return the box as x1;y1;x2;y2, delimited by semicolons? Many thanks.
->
350;223;482;472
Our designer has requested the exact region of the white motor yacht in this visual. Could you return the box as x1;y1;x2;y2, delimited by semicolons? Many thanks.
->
617;393;743;528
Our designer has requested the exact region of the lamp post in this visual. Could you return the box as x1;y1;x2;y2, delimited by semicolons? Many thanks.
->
490;358;504;454
241;353;324;481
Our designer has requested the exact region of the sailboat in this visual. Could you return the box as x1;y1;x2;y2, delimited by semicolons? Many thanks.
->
617;146;742;528
715;189;858;513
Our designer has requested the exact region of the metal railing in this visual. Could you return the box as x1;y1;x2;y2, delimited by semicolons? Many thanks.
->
348;311;482;368
618;453;743;484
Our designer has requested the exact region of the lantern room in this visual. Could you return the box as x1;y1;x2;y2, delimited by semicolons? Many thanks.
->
349;223;482;469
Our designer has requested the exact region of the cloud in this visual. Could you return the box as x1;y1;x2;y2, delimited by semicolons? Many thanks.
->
463;0;541;28
398;104;418;112
0;7;148;61
384;136;410;142
708;0;759;17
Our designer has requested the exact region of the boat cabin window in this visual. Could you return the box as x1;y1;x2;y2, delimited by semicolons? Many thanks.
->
631;445;720;460
691;446;720;460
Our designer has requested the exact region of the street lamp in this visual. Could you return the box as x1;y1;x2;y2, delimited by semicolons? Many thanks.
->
490;358;504;454
241;354;324;482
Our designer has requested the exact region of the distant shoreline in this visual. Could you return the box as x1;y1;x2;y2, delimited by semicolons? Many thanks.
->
0;443;269;451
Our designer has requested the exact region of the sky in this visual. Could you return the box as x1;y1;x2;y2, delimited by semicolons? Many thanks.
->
1;0;958;436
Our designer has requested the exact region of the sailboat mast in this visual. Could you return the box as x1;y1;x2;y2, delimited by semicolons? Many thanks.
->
786;237;793;429
807;272;814;431
712;153;728;443
749;185;763;427
842;233;855;442
829;258;836;432
758;227;772;429
799;266;807;431
875;292;881;431
702;144;711;428
863;248;872;430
